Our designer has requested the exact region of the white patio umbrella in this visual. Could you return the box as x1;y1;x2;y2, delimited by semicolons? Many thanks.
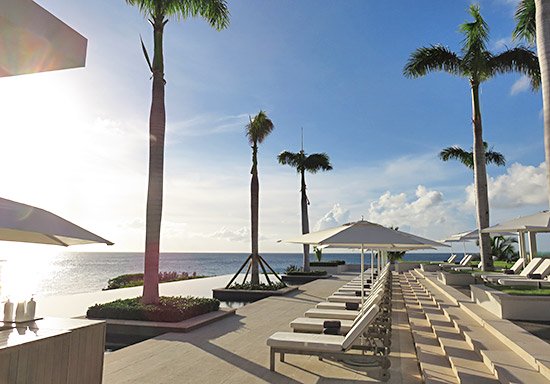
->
0;0;87;77
482;211;550;262
0;197;113;246
285;220;446;303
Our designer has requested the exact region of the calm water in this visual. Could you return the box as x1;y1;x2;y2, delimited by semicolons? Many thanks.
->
0;252;451;299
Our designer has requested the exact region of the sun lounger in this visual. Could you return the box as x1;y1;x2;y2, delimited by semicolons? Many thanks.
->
496;259;550;285
483;258;542;283
440;254;471;268
268;304;390;380
497;276;550;287
293;290;385;332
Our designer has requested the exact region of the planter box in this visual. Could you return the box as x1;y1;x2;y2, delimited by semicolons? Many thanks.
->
470;285;550;321
437;271;476;286
420;264;441;272
394;262;420;273
281;274;332;285
212;286;298;303
310;265;344;274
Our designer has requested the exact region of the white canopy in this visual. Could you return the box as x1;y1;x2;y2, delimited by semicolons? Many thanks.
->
482;211;550;262
285;220;447;249
0;0;87;77
482;211;550;234
0;197;113;246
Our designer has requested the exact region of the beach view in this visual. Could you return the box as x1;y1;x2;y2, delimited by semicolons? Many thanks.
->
1;0;550;383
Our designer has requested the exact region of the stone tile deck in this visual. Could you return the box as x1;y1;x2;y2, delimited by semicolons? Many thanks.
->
103;273;422;383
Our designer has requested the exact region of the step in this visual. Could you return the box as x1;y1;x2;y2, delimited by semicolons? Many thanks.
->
401;281;459;383
437;333;500;383
416;271;550;382
480;349;549;384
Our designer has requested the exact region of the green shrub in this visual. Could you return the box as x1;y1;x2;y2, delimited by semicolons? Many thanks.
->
286;270;327;276
309;260;345;267
228;282;286;291
87;296;220;322
104;271;204;290
285;265;300;274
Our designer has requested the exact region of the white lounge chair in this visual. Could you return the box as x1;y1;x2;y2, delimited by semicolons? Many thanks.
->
292;291;384;333
482;258;543;283
267;304;390;381
497;259;550;285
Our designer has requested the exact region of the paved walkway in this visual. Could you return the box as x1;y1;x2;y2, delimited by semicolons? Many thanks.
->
103;274;421;383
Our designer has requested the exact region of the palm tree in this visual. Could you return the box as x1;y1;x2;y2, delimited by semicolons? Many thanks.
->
277;149;332;272
126;0;229;304
403;4;540;271
246;111;274;285
439;142;505;169
514;0;550;207
491;236;518;261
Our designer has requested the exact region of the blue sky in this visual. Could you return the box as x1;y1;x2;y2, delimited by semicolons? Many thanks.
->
1;0;547;253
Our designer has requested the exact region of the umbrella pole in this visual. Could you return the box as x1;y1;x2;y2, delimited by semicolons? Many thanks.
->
370;251;374;284
361;244;364;306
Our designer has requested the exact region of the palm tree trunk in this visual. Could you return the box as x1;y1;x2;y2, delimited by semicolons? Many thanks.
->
300;170;310;272
536;0;550;207
250;143;260;285
142;19;166;304
471;81;493;271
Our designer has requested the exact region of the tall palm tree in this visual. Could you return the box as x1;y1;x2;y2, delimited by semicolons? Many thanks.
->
126;0;229;304
514;0;550;207
277;149;332;272
246;111;274;285
439;142;505;169
404;4;540;271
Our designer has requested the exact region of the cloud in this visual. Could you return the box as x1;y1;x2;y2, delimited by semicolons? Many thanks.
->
367;185;448;232
314;204;351;231
207;227;250;242
171;113;249;138
510;75;530;95
492;37;511;51
466;162;548;209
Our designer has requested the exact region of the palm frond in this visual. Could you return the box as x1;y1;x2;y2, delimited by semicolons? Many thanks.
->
126;0;230;29
403;45;462;78
485;149;506;167
303;153;333;173
277;151;303;170
488;47;540;89
246;110;274;145
513;0;536;45
460;4;489;56
439;146;474;169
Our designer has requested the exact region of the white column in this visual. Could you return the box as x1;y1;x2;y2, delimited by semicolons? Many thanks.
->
360;244;364;305
518;232;527;266
528;232;538;260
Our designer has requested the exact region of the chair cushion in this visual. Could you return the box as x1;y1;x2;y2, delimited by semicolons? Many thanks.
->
267;332;344;352
290;317;354;334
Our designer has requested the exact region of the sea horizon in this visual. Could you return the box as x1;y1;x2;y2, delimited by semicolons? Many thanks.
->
0;251;453;299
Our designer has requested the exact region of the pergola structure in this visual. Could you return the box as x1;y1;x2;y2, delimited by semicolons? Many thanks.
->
0;0;87;77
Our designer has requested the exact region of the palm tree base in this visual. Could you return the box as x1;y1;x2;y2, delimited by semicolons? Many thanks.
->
225;254;286;288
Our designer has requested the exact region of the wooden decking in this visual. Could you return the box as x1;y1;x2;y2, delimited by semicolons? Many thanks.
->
103;273;421;383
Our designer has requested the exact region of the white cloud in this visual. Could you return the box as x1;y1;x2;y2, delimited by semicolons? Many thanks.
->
314;204;351;231
510;75;531;95
493;37;511;51
207;227;250;242
466;162;548;209
171;113;249;138
367;185;448;231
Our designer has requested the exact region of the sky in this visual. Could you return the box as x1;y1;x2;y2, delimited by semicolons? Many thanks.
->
1;0;548;254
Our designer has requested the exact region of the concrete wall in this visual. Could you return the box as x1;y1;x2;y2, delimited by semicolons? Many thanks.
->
471;284;550;321
438;272;476;286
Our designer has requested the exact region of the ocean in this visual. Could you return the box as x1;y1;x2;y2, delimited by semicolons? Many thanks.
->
0;252;452;299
